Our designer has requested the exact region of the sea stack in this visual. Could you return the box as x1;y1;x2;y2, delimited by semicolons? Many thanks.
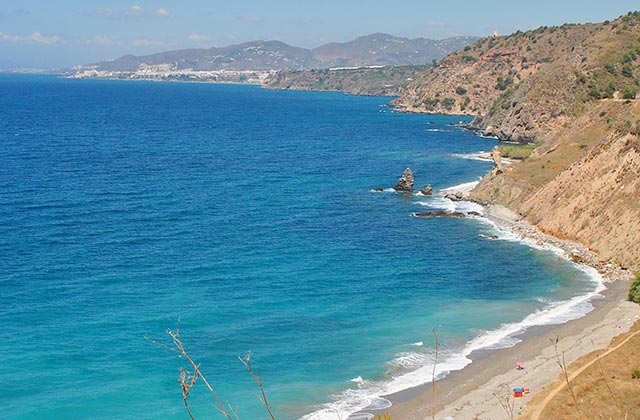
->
393;167;414;192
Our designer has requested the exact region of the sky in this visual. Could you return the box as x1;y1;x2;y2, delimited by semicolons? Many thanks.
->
1;0;639;69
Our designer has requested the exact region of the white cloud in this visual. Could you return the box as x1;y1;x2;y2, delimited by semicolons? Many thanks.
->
90;5;169;19
425;20;446;28
0;32;21;42
132;38;170;47
88;36;117;46
188;33;209;42
29;32;61;44
94;7;117;18
127;5;144;16
0;31;61;44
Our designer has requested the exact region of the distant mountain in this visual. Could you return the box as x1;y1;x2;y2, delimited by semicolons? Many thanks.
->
75;34;479;73
312;33;478;67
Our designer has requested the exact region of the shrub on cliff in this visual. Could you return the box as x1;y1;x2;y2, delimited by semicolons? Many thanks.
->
630;272;640;303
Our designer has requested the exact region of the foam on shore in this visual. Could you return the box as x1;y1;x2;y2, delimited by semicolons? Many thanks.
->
302;183;606;420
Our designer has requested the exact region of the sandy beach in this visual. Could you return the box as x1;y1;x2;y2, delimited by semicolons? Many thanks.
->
385;190;640;420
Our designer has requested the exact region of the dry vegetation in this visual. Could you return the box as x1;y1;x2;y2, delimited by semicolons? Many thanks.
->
521;320;640;420
394;11;640;143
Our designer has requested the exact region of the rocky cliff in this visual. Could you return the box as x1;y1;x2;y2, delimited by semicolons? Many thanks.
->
394;13;640;144
396;12;640;271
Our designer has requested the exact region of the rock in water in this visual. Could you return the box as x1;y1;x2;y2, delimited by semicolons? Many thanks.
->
420;184;433;195
490;146;504;175
412;211;466;218
393;167;414;192
444;191;464;201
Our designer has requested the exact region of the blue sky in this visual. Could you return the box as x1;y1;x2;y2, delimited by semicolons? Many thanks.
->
1;0;639;69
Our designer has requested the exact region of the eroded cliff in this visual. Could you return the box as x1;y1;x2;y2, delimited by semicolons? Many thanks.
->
396;13;640;270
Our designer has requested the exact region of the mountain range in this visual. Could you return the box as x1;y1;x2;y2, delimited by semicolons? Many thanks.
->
76;33;478;72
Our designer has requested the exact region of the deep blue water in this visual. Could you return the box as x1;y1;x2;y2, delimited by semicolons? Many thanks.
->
0;75;600;419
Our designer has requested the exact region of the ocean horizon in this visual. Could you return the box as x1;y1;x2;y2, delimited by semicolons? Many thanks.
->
0;75;602;420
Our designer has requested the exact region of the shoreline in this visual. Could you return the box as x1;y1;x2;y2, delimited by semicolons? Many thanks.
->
383;187;640;419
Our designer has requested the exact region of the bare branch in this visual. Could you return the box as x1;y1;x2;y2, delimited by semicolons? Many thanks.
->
148;320;237;420
494;392;515;420
551;336;585;420
239;352;276;420
432;326;441;420
591;339;624;419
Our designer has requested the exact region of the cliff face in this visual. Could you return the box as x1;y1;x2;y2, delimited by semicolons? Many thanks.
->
394;14;640;144
471;100;640;270
395;12;640;271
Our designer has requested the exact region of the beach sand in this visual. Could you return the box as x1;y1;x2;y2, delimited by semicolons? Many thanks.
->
384;199;640;420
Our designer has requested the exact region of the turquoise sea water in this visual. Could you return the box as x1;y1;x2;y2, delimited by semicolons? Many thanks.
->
0;75;602;420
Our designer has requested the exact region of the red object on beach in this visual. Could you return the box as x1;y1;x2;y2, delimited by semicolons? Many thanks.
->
516;361;525;370
513;387;530;397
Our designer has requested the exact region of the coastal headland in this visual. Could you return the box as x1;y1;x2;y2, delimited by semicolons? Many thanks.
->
380;12;640;419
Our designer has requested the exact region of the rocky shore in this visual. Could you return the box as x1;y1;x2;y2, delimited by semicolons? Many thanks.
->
383;189;638;420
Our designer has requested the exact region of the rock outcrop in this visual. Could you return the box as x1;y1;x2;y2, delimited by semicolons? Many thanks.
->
419;184;433;195
490;146;504;175
393;168;414;192
412;211;466;218
444;191;464;201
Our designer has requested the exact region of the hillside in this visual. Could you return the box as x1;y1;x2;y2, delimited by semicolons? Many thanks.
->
262;65;430;96
72;34;477;75
395;13;640;271
310;33;477;68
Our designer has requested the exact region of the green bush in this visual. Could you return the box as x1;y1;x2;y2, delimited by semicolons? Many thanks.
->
423;98;439;110
460;96;471;110
603;82;617;99
455;86;467;95
621;50;637;63
633;369;640;379
630;272;640;303
442;97;456;110
499;143;539;159
495;76;514;90
604;62;617;75
623;88;637;99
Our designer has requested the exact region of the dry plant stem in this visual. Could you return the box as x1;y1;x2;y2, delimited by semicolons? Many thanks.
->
238;353;276;420
179;367;198;420
552;337;585;420
147;321;238;420
431;326;441;420
591;339;625;419
494;393;515;420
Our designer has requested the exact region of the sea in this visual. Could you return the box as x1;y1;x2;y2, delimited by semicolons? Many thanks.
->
0;75;604;420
